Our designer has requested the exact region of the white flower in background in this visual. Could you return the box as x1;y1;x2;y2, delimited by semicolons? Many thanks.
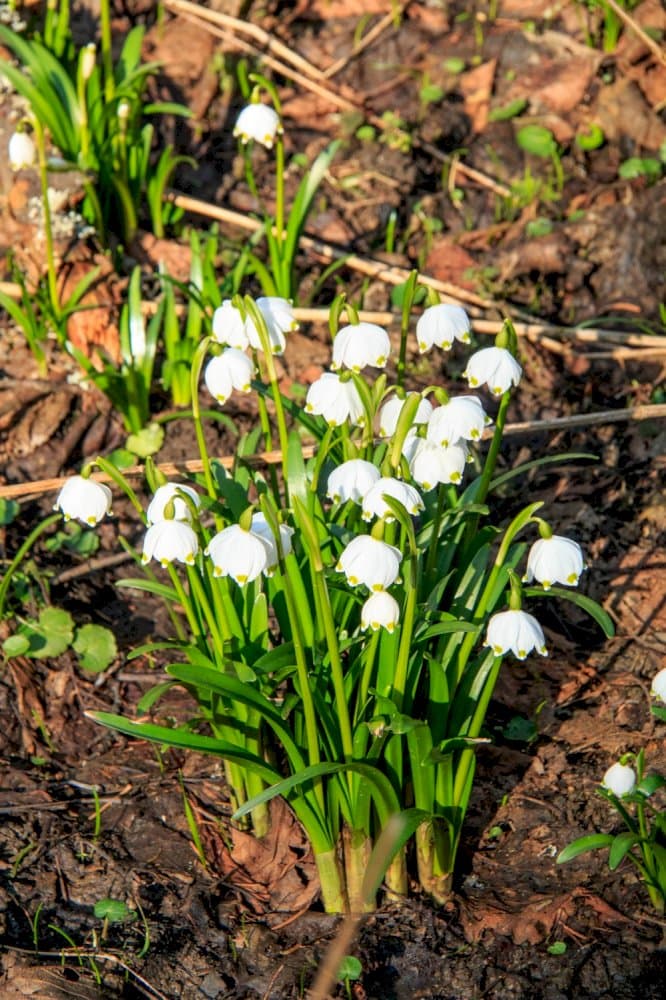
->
408;439;469;490
485;609;547;660
8;131;36;170
234;103;282;149
426;395;489;447
651;667;666;703
463;346;522;396
331;322;391;372
602;761;636;797
337;536;402;590
305;372;365;426
247;296;296;354
205;524;272;584
378;393;433;437
142;520;199;567
523;535;585;590
327;459;380;504
147;483;201;524
54;476;112;526
361;590;400;632
362;476;424;522
204;349;255;405
417;303;471;352
250;512;294;570
211;300;249;349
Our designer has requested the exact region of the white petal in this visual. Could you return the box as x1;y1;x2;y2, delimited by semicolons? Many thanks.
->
211;301;250;349
327;460;380;504
485;609;547;660
651;667;666;703
602;762;636;797
427;395;489;447
361;590;400;632
379;393;432;437
250;512;294;567
142;521;199;566
233;104;282;148
409;439;468;490
54;476;113;526
416;303;470;352
205;349;255;404
463;347;522;396
331;323;391;371
305;372;365;426
205;525;271;584
337;535;402;590
362;477;424;521
9;131;36;170
147;484;200;524
524;535;585;590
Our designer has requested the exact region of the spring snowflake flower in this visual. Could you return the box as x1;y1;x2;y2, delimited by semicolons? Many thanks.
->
651;667;666;703
205;524;272;584
142;520;199;567
416;303;471;352
602;762;636;797
146;484;201;524
305;372;365;426
8;131;36;170
331;322;391;372
378;393;433;437
337;536;402;591
362;477;424;522
234;103;282;149
463;346;522;397
408;439;469;490
426;395;489;447
54;476;113;526
485;609;547;660
204;349;255;404
211;301;249;349
361;590;400;632
211;298;295;355
250;512;294;570
523;535;585;590
327;459;380;504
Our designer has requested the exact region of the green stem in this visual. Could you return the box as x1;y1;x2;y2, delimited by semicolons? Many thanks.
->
186;565;228;650
474;389;511;508
167;564;202;642
275;133;286;293
314;848;349;914
190;338;217;504
32;117;60;324
99;0;114;105
0;513;60;619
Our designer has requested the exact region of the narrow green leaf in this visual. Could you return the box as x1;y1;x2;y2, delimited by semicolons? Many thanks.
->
556;834;613;864
608;831;638;870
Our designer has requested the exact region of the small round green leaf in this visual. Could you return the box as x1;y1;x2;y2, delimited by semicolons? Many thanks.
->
0;498;19;526
126;422;165;458
3;634;31;658
73;624;118;673
337;955;362;982
517;125;557;158
93;898;135;923
548;941;567;955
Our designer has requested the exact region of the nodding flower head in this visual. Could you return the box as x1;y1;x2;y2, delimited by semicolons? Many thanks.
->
408;439;469;491
8;130;36;170
336;535;402;591
463;346;522;397
650;667;666;704
142;520;199;568
234;103;282;149
204;349;255;405
602;761;636;798
250;512;294;571
426;395;490;448
305;372;365;427
378;393;432;438
361;590;400;633
485;609;547;660
523;535;585;590
326;459;380;505
361;477;424;523
205;524;273;585
146;483;201;525
54;476;112;526
416;303;471;352
331;322;391;372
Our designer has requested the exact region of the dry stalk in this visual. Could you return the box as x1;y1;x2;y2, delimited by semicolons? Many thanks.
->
602;0;666;67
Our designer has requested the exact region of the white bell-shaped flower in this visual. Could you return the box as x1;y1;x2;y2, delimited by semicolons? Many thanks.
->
147;483;201;524
378;393;433;437
408;438;469;490
54;476;113;526
331;322;391;372
205;524;272;584
362;476;424;522
326;460;380;504
337;535;402;590
651;667;666;703
234;103;282;149
305;372;365;426
211;300;249;349
361;590;400;633
485;609;547;660
142;520;199;567
250;512;294;570
602;762;636;797
416;303;471;352
9;131;36;170
204;349;255;405
426;395;489;447
464;346;522;397
247;297;296;355
523;535;585;590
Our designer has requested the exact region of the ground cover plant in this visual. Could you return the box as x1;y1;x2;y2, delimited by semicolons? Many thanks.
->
0;0;665;997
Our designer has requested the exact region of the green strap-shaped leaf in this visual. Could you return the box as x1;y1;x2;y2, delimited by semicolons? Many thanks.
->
556;834;614;864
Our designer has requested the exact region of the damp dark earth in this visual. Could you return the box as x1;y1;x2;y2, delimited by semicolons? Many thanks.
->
1;1;665;998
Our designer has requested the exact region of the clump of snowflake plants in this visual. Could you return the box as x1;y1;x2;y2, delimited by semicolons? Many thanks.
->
51;277;614;915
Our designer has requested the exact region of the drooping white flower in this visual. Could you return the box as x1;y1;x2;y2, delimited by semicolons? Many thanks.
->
362;476;424;522
337;535;402;590
361;590;400;632
485;609;547;660
331;323;391;372
248;297;296;354
327;460;380;504
205;524;272;584
463;346;522;397
54;476;112;526
408;438;469;490
426;395;489;447
250;512;294;570
204;349;255;405
146;484;200;525
523;535;585;590
651;667;666;703
602;762;636;797
211;300;250;349
416;303;471;352
378;393;433;438
8;131;36;170
142;520;199;567
234;103;282;149
305;372;365;426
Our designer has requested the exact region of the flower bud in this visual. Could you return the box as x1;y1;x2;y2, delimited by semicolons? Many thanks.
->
602;762;636;797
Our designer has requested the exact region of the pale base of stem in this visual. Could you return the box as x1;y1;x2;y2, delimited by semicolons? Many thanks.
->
384;849;408;899
416;823;453;905
314;848;349;914
344;832;375;913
